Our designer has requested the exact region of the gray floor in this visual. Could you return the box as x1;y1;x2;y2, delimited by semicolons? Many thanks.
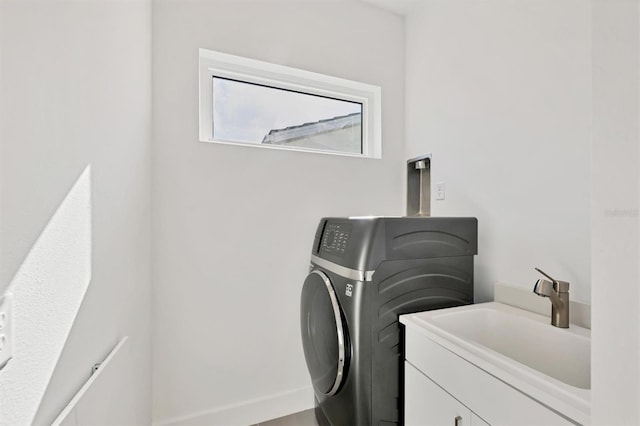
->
252;409;318;426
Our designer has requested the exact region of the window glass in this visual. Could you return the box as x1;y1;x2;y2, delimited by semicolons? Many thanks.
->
212;77;363;154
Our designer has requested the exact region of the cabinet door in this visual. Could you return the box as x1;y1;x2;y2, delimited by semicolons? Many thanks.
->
405;362;471;426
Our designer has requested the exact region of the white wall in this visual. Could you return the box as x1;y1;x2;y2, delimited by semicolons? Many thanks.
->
0;1;152;424
591;0;640;423
403;1;640;423
405;0;592;303
151;0;405;424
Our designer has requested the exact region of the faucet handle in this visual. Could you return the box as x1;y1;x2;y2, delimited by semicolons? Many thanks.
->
534;267;570;292
534;267;557;283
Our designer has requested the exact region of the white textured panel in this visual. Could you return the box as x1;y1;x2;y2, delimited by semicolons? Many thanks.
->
0;167;92;426
0;1;152;424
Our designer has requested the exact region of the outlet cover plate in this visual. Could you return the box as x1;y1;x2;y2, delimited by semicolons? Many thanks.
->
435;182;446;200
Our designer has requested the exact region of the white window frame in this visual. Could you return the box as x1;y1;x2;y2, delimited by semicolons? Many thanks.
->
198;48;382;159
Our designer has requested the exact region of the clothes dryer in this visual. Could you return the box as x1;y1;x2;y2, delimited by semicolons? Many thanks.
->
300;217;478;426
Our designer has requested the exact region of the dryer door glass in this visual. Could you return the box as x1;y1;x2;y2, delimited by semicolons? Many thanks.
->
300;271;348;396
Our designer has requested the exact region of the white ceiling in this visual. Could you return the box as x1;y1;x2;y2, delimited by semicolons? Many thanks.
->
360;0;419;16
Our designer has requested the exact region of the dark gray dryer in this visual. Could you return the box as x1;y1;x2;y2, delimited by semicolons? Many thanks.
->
300;217;478;426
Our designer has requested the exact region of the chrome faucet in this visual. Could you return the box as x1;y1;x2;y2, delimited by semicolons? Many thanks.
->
533;267;570;328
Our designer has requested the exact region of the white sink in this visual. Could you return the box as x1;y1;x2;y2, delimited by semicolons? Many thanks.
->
430;305;590;389
401;302;591;423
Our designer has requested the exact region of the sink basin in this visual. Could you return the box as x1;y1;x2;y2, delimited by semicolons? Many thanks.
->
430;306;590;389
401;302;591;423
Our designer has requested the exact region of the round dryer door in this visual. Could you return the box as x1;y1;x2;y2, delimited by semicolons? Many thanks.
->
300;270;349;396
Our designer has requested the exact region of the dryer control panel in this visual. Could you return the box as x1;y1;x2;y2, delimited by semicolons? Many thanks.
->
321;223;352;254
313;216;478;271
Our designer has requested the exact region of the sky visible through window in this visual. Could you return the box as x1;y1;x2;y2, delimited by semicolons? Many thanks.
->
212;76;362;145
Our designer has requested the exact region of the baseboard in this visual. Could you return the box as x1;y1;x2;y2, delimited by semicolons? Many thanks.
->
153;386;314;426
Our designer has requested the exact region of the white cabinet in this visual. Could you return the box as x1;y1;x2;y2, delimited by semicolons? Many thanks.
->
405;361;468;426
404;327;574;425
406;362;489;426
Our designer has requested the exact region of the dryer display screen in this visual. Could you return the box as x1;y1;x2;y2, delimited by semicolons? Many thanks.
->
321;223;352;255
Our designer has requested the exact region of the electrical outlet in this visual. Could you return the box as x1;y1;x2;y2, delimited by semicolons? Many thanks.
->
435;182;446;200
0;293;14;370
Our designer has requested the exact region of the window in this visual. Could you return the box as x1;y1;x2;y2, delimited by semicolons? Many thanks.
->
199;48;381;158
